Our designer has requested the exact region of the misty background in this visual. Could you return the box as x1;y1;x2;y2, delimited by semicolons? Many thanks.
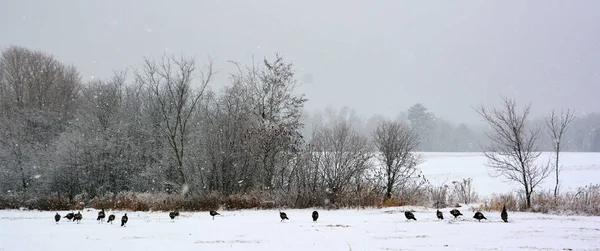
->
1;0;599;208
2;0;599;123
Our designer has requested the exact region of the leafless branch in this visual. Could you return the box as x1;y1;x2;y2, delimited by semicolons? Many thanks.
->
474;96;550;208
545;108;576;198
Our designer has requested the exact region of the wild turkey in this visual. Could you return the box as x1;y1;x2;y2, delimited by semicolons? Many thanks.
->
169;210;179;221
473;211;487;222
54;213;61;224
121;213;128;227
450;209;463;219
209;210;220;220
404;211;417;221
107;214;116;224
97;209;106;223
63;212;75;221
279;212;289;222
436;209;443;220
74;212;82;224
312;211;319;222
501;205;508;223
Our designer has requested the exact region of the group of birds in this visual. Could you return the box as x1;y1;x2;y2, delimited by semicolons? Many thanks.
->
278;210;318;222
54;209;128;227
53;205;508;227
167;209;221;221
404;205;509;223
54;208;222;226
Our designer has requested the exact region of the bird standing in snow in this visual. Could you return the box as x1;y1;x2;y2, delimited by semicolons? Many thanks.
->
63;212;74;221
312;211;319;222
501;205;508;222
404;211;417;221
450;209;463;219
107;214;116;224
97;208;106;223
436;209;443;220
280;212;289;222
209;210;220;220
169;210;179;221
54;213;61;224
473;211;487;222
121;213;128;227
74;212;82;224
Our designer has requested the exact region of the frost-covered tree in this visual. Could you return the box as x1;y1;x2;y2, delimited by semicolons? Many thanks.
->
133;54;214;192
308;109;372;206
372;119;423;202
0;46;80;193
545;109;575;198
230;54;307;191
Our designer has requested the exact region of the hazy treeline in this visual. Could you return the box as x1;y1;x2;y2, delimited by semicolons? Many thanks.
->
1;46;599;210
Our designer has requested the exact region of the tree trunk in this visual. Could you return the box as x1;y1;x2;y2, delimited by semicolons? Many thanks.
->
384;182;393;202
554;147;560;199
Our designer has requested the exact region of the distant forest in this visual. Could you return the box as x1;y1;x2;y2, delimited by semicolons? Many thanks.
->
1;45;599;207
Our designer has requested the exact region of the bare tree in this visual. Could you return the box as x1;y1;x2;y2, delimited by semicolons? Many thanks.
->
309;115;372;206
0;46;81;193
545;109;575;198
475;97;551;209
372;119;423;202
134;53;214;191
231;54;307;191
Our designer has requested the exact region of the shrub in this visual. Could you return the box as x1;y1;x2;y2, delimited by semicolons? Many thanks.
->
451;178;479;205
428;184;449;208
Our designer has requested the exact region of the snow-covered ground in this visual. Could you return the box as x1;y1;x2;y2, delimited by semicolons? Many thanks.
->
418;152;600;197
1;207;600;250
1;152;600;250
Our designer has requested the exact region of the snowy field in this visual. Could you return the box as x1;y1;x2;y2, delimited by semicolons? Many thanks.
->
418;152;600;197
1;152;600;250
1;207;600;250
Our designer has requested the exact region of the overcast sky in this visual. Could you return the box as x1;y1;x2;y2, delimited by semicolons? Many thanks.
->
1;0;599;124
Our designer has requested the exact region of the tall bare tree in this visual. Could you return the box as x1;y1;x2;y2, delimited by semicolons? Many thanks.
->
134;53;214;191
231;54;307;191
475;97;551;209
372;119;422;202
0;46;81;193
545;109;575;198
309;114;372;206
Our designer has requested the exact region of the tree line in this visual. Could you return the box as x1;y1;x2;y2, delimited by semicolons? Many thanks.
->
0;45;598;210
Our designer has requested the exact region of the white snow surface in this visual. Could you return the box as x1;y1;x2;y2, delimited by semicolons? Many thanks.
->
1;207;600;250
417;152;600;197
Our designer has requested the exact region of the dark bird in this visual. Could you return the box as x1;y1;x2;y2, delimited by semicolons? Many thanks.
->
97;208;106;223
63;212;74;221
312;211;319;222
74;211;82;224
121;213;128;227
404;211;417;221
450;209;463;219
169;210;179;221
209;210;220;220
54;213;61;224
280;212;289;222
501;205;508;223
436;209;444;220
473;211;487;222
107;214;116;224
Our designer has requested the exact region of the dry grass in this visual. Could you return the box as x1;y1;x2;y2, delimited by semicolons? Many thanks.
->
2;183;598;215
383;197;404;207
478;184;600;216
